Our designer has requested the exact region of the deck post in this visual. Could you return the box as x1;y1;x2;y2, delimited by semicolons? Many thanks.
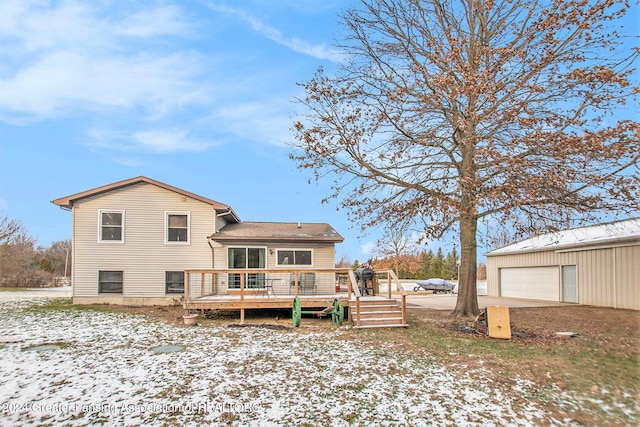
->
401;295;407;325
240;308;245;324
184;271;190;307
201;272;205;296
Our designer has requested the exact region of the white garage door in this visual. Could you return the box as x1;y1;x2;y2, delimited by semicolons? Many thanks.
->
500;267;560;301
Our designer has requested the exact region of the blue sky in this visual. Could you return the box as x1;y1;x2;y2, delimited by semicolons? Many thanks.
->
1;1;636;264
0;0;405;263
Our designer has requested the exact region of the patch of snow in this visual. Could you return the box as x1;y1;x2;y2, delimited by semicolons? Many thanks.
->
487;218;640;255
0;293;618;426
0;286;71;302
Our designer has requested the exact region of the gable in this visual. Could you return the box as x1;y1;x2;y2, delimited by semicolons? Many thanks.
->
52;176;240;223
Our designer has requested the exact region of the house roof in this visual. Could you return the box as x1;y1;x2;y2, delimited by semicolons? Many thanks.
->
486;218;640;256
51;176;241;223
210;222;344;243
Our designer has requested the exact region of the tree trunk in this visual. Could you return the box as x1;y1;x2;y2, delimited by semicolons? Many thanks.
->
453;212;480;317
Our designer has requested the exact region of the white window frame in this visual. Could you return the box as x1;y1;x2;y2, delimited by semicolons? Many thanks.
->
275;249;314;267
98;210;125;243
165;212;190;244
228;246;267;289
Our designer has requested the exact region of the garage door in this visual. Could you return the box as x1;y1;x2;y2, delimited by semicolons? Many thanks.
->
500;267;559;301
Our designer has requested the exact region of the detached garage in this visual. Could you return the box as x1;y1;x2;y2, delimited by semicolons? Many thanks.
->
486;218;640;310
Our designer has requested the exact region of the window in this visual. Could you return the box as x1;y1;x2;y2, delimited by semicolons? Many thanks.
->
99;271;123;293
277;249;313;266
166;212;189;243
228;247;266;289
166;271;185;294
99;211;124;242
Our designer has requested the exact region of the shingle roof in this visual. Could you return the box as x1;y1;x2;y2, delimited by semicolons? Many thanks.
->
51;176;240;223
210;221;344;243
486;218;640;256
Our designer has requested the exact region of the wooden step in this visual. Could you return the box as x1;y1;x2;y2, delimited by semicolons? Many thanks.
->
351;298;397;305
351;297;408;329
357;316;404;325
359;310;403;319
355;323;409;329
360;304;402;313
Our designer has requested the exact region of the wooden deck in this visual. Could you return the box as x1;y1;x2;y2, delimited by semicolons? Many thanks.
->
183;268;408;327
185;293;351;310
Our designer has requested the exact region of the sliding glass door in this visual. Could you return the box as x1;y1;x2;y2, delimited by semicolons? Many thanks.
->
228;247;266;289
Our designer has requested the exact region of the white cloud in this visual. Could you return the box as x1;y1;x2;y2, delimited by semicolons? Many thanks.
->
210;101;295;147
206;3;343;62
86;127;219;154
0;0;339;159
360;241;377;257
111;157;147;168
132;130;217;153
0;50;210;122
0;1;206;123
114;6;192;38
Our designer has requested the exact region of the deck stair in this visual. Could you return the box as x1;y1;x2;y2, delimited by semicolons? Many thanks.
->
352;297;408;329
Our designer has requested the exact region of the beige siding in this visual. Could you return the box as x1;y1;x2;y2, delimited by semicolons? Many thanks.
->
208;241;336;294
576;248;612;308
487;241;640;310
615;245;640;310
210;241;335;269
72;182;215;299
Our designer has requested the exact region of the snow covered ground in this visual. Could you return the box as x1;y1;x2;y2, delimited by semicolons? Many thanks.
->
0;291;571;426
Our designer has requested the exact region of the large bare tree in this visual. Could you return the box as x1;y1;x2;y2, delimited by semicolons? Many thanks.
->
292;0;639;316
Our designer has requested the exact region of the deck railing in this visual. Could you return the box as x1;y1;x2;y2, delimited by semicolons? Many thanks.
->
183;267;406;326
184;268;358;301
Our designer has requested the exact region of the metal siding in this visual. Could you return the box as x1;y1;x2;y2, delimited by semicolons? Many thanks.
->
72;182;215;297
615;245;640;310
576;249;612;307
488;242;639;309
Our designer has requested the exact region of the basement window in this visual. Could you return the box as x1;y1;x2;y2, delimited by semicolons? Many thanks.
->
98;271;123;293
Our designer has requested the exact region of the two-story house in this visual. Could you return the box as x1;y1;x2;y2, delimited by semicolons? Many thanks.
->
52;176;344;306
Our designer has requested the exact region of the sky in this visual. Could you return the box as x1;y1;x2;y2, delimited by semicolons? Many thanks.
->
0;0;409;263
0;1;637;264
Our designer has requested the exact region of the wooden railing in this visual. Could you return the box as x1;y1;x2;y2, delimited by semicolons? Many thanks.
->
184;268;357;301
387;270;407;325
348;269;362;327
183;267;405;327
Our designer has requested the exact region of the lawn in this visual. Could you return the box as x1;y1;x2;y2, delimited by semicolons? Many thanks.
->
0;290;637;426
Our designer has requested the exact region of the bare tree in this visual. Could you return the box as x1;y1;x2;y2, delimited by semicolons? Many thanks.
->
0;215;40;286
376;220;420;277
37;239;72;277
335;253;353;268
292;0;639;316
0;214;23;245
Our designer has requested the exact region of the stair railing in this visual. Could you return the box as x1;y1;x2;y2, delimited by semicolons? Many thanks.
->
387;270;407;326
348;269;362;327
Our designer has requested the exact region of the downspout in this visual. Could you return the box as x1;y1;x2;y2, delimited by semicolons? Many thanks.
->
208;239;214;268
612;248;617;308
